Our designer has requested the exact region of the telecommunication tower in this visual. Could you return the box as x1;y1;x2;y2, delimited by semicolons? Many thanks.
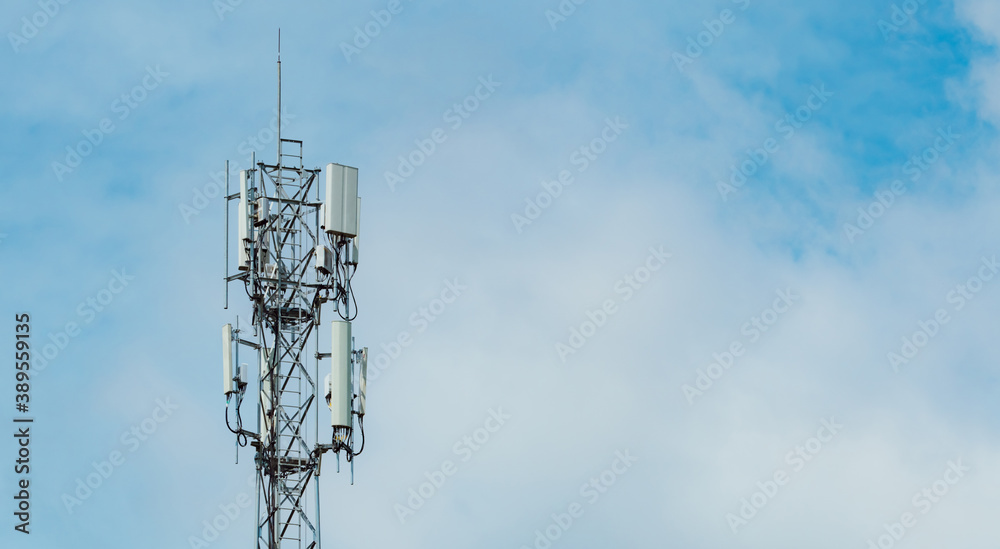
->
220;36;368;549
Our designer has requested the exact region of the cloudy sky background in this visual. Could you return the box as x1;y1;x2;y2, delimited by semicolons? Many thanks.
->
2;0;1000;547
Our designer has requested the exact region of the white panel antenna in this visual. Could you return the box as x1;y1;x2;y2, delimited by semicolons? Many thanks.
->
324;163;359;237
259;347;272;447
330;320;353;434
358;347;368;416
347;197;361;266
222;324;234;395
237;170;250;270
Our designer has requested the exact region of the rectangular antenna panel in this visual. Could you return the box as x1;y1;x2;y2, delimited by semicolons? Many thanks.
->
222;324;233;394
350;197;361;265
260;348;272;445
348;240;359;266
325;163;359;237
237;170;250;270
358;347;367;416
330;320;353;428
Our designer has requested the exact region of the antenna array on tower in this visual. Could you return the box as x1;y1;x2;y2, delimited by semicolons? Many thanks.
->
219;40;369;549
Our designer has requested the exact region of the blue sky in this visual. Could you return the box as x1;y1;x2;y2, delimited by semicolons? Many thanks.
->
3;0;1000;548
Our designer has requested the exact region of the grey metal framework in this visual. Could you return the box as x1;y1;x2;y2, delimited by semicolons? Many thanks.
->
221;45;362;549
254;144;323;549
226;144;332;549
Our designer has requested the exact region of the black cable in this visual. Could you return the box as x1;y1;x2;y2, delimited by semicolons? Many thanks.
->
225;396;248;447
235;392;248;447
345;268;358;321
327;237;359;321
335;238;347;317
353;415;365;457
225;396;238;434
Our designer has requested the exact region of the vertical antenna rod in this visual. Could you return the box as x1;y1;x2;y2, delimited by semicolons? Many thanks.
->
277;29;281;164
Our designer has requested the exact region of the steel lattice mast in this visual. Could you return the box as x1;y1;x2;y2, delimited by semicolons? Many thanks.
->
220;37;368;549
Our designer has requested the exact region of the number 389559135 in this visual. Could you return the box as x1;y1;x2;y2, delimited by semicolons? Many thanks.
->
15;313;30;397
